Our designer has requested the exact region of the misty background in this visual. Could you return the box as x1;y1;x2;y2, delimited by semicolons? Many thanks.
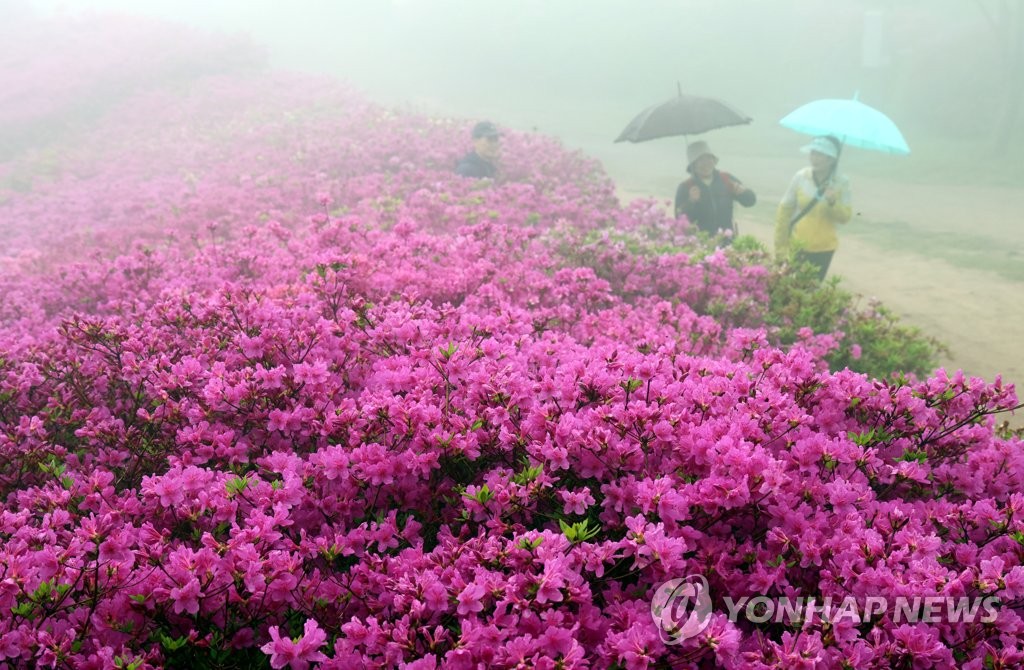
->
8;0;1023;168
3;0;1023;386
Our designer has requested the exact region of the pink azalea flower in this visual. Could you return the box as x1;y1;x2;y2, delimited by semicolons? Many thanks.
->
169;577;202;616
260;619;329;670
456;582;486;617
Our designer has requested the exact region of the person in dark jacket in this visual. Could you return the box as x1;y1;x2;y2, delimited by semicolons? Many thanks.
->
674;140;756;242
455;121;501;178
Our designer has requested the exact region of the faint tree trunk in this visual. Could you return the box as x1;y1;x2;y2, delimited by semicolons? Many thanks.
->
992;0;1024;154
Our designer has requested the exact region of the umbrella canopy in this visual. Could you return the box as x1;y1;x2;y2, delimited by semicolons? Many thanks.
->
615;87;752;143
779;96;910;155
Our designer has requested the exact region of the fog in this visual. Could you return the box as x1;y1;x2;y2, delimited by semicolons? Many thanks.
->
9;1;1022;161
14;1;1020;150
12;1;1023;188
4;0;1024;384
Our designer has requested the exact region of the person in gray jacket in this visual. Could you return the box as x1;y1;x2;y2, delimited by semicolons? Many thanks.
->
674;140;756;242
455;121;501;178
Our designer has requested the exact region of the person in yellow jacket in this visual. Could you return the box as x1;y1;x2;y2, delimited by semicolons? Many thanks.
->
774;135;852;280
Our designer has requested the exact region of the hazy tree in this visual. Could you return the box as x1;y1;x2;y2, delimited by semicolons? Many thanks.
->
975;0;1024;154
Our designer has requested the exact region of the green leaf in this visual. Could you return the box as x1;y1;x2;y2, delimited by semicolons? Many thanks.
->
620;377;643;393
895;449;928;464
32;580;52;601
462;484;494;505
159;633;189;652
114;655;145;670
225;474;252;496
513;464;543;486
847;429;876;446
560;518;600;544
11;601;36;619
39;455;66;475
517;536;544;550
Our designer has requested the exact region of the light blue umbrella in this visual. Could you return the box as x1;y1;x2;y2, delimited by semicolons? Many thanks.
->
780;93;910;155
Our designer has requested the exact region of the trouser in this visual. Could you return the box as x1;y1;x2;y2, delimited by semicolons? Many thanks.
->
795;250;835;281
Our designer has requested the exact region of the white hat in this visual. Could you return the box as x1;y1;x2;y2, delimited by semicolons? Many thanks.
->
686;140;717;168
801;136;841;159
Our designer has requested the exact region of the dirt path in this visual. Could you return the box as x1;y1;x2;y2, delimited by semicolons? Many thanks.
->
597;149;1024;407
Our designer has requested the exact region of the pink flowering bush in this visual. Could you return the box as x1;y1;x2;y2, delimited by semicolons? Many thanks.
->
0;16;1021;670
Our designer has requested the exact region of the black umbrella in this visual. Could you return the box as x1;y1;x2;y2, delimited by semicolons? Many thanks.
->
614;83;752;143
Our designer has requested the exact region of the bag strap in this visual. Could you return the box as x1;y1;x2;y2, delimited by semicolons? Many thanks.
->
788;171;834;232
788;191;822;232
789;138;843;232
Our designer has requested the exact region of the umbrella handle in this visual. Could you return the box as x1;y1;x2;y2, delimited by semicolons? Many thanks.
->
820;136;844;187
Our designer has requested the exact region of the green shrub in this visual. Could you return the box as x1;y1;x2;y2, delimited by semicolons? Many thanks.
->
762;251;946;379
558;225;945;381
